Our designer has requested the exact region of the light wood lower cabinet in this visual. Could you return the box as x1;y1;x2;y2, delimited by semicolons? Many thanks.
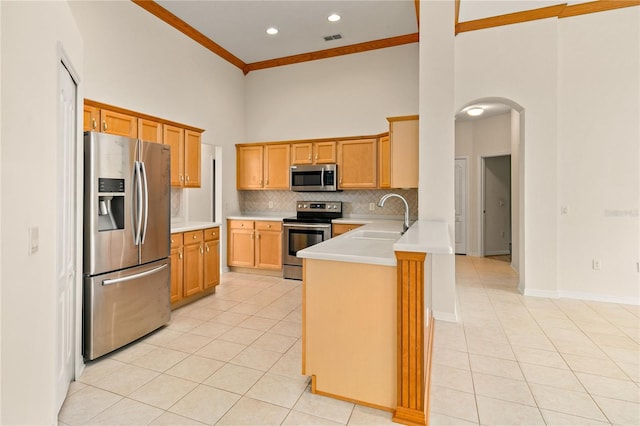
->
171;227;220;308
332;223;364;237
227;220;282;272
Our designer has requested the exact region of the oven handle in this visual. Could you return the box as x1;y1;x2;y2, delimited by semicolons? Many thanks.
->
283;223;331;229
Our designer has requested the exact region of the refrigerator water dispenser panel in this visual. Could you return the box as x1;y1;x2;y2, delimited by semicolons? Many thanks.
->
97;178;125;232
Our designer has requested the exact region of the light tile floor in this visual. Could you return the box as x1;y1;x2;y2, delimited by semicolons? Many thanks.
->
59;256;639;425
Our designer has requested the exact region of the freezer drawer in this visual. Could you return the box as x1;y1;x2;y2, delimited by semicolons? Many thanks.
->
83;259;171;360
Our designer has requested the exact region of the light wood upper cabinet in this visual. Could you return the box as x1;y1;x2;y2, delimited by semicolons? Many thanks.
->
337;138;377;189
237;144;289;190
291;141;336;165
237;145;264;189
83;106;100;132
382;116;419;189
138;119;162;144
100;109;137;138
164;124;185;187
264;144;290;189
184;130;201;188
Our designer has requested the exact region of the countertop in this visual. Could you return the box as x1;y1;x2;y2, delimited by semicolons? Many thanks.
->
171;221;221;233
296;219;452;266
226;212;294;221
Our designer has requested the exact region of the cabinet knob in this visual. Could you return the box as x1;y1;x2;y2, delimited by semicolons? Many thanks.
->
171;238;174;244
180;175;184;182
186;175;190;182
179;250;183;260
315;153;318;161
308;153;311;160
267;224;271;228
193;234;197;239
91;119;97;130
266;179;269;185
102;121;107;131
200;245;204;254
206;245;210;253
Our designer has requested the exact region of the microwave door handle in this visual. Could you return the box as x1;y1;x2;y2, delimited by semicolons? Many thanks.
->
321;168;325;189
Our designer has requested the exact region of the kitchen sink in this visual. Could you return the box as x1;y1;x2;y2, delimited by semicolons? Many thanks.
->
349;230;401;241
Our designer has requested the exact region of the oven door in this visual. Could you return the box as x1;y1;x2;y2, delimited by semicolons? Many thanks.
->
283;223;331;266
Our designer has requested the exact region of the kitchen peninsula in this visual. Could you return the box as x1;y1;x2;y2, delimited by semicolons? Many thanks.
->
298;220;452;425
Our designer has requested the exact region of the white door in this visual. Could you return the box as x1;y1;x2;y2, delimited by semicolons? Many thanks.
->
454;158;467;254
56;61;77;411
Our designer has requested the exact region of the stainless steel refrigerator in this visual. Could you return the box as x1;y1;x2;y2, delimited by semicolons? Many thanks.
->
83;131;171;360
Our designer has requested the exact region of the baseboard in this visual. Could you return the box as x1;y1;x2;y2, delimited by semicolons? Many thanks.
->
524;288;639;306
433;310;459;322
485;250;510;256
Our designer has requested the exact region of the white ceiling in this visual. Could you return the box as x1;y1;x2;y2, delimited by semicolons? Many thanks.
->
155;0;593;64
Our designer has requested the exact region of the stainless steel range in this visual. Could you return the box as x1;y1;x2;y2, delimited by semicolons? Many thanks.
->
282;201;342;280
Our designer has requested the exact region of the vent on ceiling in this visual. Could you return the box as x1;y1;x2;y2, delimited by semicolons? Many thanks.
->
323;34;343;42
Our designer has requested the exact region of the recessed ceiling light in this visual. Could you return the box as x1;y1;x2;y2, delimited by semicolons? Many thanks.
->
266;27;278;35
467;107;484;116
328;14;341;22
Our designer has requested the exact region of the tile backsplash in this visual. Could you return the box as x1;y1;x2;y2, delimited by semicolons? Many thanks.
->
239;189;418;218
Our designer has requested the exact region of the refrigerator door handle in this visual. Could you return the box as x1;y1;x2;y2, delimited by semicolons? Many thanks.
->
140;161;149;244
101;263;168;286
134;161;144;245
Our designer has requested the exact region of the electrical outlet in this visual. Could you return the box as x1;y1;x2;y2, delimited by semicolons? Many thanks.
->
592;259;601;270
369;202;375;211
268;201;274;209
561;206;568;215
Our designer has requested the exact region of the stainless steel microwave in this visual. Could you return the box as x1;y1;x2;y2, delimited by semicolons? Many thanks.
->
290;164;339;192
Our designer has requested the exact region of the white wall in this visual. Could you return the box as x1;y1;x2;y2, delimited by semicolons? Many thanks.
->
455;7;640;304
420;1;456;321
456;17;560;297
1;1;83;423
68;1;246;268
455;113;512;256
245;44;419;141
557;8;639;304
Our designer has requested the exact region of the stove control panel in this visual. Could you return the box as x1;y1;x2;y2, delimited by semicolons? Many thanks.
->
296;201;342;213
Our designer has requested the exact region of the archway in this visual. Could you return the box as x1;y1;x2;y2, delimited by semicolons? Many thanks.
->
454;97;525;292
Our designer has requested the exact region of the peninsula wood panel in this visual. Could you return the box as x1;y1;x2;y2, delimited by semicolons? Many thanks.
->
303;258;397;409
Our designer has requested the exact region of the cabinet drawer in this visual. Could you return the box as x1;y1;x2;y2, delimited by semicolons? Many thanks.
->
184;230;203;243
204;227;220;241
256;221;282;231
229;220;254;230
332;223;364;237
170;233;183;248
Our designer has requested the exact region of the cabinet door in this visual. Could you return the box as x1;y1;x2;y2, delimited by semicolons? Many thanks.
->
389;118;419;188
255;222;282;270
228;221;255;267
164;124;185;187
170;246;183;304
378;134;391;189
184;130;201;188
170;234;184;304
138;119;162;144
84;106;100;132
264;144;290;189
337;138;377;189
291;143;313;165
204;240;220;289
314;141;336;164
183;242;204;297
100;109;137;138
237;145;264;189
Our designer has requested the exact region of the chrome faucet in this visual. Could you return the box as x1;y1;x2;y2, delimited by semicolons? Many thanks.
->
377;193;410;234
